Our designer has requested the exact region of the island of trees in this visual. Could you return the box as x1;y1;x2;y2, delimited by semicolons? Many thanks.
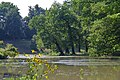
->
0;0;120;57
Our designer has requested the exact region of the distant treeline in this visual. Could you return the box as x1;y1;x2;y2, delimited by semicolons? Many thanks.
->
0;0;120;56
0;2;44;40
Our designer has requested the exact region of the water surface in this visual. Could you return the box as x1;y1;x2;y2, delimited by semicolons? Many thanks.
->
0;56;120;80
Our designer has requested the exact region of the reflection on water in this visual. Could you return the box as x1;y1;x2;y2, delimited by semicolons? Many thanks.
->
49;65;120;80
51;59;120;66
0;57;120;80
47;57;120;80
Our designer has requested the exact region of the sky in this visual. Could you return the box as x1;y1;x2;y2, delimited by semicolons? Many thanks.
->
0;0;65;17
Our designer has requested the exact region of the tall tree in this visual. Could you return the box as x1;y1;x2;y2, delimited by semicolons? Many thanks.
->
88;0;120;56
88;13;120;56
56;1;77;54
29;2;65;55
71;0;93;52
0;2;23;40
28;4;45;19
21;4;46;40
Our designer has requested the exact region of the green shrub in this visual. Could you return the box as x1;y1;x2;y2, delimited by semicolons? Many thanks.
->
0;41;19;59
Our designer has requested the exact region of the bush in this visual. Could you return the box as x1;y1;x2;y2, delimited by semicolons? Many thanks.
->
0;41;19;59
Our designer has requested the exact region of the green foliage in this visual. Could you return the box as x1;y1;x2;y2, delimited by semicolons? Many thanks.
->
0;2;23;40
28;4;45;19
0;40;4;48
28;0;120;56
0;41;18;58
4;44;18;57
88;13;120;56
0;2;36;40
29;1;78;55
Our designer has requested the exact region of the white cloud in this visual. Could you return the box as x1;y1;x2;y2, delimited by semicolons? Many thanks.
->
0;0;64;17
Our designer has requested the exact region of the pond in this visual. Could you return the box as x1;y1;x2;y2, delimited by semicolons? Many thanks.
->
0;56;120;80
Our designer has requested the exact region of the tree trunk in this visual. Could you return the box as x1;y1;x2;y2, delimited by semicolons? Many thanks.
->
85;39;88;52
78;43;81;52
54;40;64;56
71;42;75;54
78;36;81;52
78;21;82;53
65;47;70;54
84;30;88;52
67;21;75;55
52;35;64;56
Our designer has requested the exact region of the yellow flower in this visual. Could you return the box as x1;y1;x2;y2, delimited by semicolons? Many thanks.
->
34;59;39;62
38;53;42;57
24;54;29;57
45;76;48;79
31;50;35;53
44;71;48;75
51;69;55;73
54;65;58;69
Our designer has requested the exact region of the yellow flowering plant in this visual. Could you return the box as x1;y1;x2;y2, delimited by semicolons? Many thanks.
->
5;51;58;80
31;50;35;53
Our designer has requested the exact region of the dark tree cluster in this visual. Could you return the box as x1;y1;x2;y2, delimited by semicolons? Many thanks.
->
0;2;45;40
0;2;22;40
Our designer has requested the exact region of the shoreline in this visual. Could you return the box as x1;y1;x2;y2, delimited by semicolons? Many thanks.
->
10;54;120;59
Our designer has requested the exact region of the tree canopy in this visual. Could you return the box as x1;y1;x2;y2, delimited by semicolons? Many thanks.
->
0;1;120;56
0;2;23;40
29;0;120;56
